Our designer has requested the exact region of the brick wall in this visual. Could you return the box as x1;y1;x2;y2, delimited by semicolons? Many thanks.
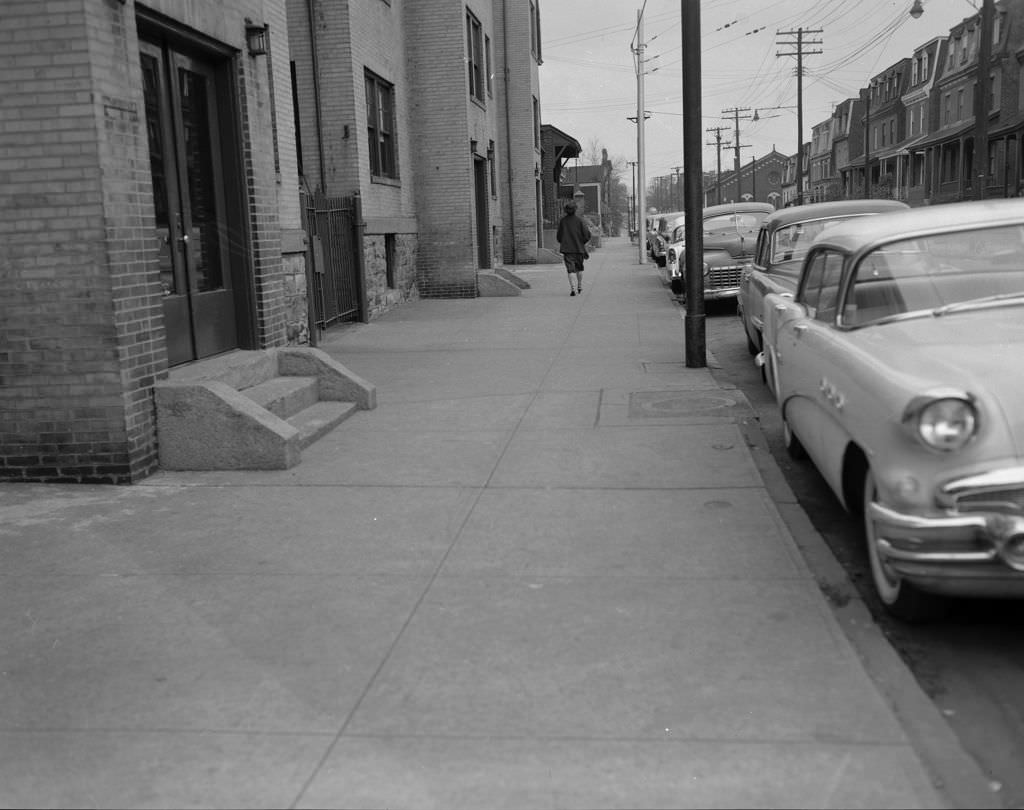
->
405;0;497;297
0;1;155;482
494;0;543;264
1;0;298;482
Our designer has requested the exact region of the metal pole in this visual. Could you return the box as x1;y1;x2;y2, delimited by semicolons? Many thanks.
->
682;0;705;368
636;9;647;264
976;0;993;200
796;28;804;206
864;86;871;199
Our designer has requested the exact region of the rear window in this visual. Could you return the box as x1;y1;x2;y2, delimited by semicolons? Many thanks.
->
703;212;767;233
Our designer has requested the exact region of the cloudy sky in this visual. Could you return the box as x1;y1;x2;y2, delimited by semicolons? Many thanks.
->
538;0;980;181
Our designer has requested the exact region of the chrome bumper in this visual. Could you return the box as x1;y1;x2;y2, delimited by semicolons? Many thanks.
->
869;497;1024;598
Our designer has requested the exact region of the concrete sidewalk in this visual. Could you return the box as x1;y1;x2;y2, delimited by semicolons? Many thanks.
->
0;237;990;808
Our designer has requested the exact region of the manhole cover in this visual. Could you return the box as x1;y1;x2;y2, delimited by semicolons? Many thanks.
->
628;390;744;418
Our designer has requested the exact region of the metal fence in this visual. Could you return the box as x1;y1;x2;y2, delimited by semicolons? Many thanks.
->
300;192;365;333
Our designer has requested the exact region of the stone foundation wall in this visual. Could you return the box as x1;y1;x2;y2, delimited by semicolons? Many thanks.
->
364;233;419;318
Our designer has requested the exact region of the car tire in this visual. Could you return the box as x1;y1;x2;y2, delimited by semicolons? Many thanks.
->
862;467;948;623
745;329;759;356
782;415;806;460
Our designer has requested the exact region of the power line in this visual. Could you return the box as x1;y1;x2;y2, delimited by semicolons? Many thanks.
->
776;27;822;204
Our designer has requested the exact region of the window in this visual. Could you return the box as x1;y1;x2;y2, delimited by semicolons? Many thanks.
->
484;35;493;97
466;11;485;104
957;88;964;119
530;1;541;61
944;92;951;124
799;250;845;323
532;96;540;149
912;59;919;85
990;68;1001;112
385;233;396;288
488;141;496;197
923;50;929;78
365;70;398;179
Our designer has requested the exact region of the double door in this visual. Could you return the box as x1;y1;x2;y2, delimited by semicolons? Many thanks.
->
141;40;239;366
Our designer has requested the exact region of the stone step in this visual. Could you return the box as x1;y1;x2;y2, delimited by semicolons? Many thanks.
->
288;400;359;448
241;376;319;420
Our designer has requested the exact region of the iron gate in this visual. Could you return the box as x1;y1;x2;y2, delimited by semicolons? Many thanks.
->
300;192;365;332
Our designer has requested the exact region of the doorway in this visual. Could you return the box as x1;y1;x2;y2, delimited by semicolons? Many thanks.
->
141;38;244;366
474;157;490;269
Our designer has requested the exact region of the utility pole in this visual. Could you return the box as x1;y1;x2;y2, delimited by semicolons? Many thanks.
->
706;126;729;205
776;27;822;206
722;107;751;200
633;9;647;264
682;0;705;367
975;0;993;200
671;165;684;209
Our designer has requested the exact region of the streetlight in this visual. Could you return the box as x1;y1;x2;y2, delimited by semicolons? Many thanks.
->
910;0;991;200
751;105;798;122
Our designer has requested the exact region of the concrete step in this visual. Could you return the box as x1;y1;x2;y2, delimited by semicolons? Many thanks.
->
242;376;319;419
288;400;359;448
156;348;376;471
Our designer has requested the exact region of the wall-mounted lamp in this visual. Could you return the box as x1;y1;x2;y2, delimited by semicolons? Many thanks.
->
909;0;924;18
245;19;268;56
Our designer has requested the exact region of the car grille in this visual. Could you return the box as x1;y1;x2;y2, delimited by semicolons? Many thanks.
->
954;488;1024;514
707;264;743;289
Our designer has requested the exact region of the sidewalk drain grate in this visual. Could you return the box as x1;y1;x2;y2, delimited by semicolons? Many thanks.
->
628;390;748;418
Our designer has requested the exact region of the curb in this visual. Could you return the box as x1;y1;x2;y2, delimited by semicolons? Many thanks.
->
733;408;1000;809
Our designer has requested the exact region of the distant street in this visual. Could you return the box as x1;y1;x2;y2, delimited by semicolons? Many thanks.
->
694;291;1024;809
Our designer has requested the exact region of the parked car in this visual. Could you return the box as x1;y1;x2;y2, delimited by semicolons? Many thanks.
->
650;210;685;267
664;202;774;298
737;199;909;356
645;216;659;257
760;200;1024;621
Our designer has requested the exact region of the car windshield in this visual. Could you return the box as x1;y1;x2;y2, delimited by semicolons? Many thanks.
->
843;223;1024;327
771;216;862;264
703;212;765;234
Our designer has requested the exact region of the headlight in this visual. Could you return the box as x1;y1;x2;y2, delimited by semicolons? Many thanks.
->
915;398;978;451
702;261;710;277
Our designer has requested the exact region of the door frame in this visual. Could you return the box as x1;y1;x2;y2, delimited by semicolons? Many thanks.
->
137;8;257;363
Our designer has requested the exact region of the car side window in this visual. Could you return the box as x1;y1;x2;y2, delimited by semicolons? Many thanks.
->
799;250;844;323
754;227;768;267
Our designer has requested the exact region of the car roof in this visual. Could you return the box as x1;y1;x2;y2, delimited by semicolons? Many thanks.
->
760;199;909;231
810;198;1024;253
702;202;775;218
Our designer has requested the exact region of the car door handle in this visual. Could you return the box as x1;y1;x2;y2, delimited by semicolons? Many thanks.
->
793;324;808;336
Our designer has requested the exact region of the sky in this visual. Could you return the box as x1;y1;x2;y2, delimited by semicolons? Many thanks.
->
538;0;981;184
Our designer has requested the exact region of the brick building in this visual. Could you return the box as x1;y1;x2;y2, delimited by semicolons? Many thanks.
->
1;0;302;483
710;150;789;208
288;0;544;300
1;0;547;483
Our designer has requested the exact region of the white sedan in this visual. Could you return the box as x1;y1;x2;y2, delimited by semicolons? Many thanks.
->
761;200;1024;621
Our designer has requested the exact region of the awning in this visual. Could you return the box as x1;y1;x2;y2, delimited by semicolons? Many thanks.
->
541;124;581;159
912;120;975;151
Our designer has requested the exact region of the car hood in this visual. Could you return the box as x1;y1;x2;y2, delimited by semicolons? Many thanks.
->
850;310;1024;450
703;231;756;260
